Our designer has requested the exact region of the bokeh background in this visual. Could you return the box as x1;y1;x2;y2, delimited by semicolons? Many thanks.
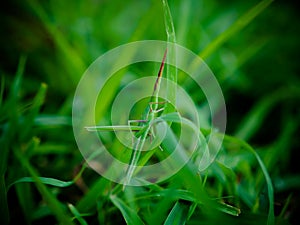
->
1;0;299;224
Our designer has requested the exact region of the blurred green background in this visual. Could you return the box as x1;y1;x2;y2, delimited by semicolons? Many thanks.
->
1;0;300;224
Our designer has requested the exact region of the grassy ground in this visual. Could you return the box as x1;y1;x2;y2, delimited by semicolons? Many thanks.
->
1;0;300;224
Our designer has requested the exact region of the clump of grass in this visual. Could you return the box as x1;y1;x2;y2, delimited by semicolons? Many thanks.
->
1;0;299;225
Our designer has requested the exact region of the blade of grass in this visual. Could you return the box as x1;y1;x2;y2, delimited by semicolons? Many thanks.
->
132;187;241;217
20;83;47;141
13;138;38;225
221;135;275;225
159;121;221;215
0;55;26;225
187;202;197;220
34;115;72;127
9;161;86;189
110;195;145;225
147;189;177;224
163;201;189;225
68;204;88;225
15;182;33;224
9;177;74;189
255;119;296;190
76;178;111;212
278;193;292;219
235;86;300;141
162;0;177;114
183;0;273;95
14;142;75;225
27;0;85;85
199;0;274;59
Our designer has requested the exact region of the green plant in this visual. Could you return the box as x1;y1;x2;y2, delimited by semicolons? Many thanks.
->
1;0;299;225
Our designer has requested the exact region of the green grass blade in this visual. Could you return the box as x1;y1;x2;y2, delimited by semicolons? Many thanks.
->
68;204;88;225
34;115;72;127
15;182;33;224
222;135;275;225
20;83;47;141
12;55;27;98
85;125;142;132
8;177;74;189
162;0;177;113
0;55;27;225
14;146;75;225
215;202;241;217
163;201;189;225
187;202;197;220
235;86;300;141
146;189;177;224
76;178;110;212
162;0;176;44
199;0;274;59
251;147;274;225
27;1;85;84
9;158;86;189
110;195;145;225
279;193;292;219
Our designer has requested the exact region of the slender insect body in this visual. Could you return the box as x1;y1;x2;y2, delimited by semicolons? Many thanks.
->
86;49;168;188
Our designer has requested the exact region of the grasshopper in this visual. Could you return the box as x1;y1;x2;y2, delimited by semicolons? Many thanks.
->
86;49;168;188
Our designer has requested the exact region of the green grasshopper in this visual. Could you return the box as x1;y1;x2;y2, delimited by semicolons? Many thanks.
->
86;49;168;188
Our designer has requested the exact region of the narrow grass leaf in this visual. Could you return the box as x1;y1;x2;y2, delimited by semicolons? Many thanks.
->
34;115;72;127
199;0;274;59
279;194;292;219
222;135;274;224
215;202;241;217
110;195;144;225
0;55;27;225
27;1;85;84
235;87;300;141
68;204;88;225
14;147;75;225
163;201;189;225
187;202;197;220
162;0;177;113
76;178;110;212
20;83;47;141
8;177;74;189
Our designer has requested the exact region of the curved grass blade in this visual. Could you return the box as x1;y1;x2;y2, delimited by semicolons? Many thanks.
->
68;204;88;225
110;195;144;225
14;146;75;225
219;134;274;225
235;86;300;141
0;55;27;225
8;177;74;189
20;83;47;142
163;201;189;225
9;160;86;189
199;0;274;59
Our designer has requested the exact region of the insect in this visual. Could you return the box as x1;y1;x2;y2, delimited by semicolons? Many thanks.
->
86;49;168;188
